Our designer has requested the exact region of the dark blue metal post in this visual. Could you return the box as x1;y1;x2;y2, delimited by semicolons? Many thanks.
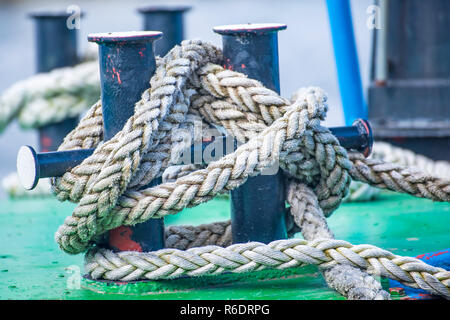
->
213;23;288;244
88;32;165;253
30;12;81;152
137;5;191;56
325;0;367;125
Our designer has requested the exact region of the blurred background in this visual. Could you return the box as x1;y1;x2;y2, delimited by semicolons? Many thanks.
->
0;0;374;197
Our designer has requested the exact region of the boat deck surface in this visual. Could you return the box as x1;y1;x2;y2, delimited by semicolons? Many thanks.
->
0;192;449;300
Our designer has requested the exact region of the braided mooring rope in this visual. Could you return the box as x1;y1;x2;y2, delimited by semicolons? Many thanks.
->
0;61;99;132
85;238;449;298
52;41;352;254
343;142;450;202
286;182;390;299
373;142;450;179
49;40;449;299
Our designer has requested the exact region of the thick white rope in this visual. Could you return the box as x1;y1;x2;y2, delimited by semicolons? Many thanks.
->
25;39;447;299
7;141;447;199
0;61;99;132
1;173;51;198
287;182;390;300
0;57;100;198
372;142;450;179
85;238;450;298
344;142;450;202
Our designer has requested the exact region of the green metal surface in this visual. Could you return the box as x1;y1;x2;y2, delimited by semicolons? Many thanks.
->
0;191;449;300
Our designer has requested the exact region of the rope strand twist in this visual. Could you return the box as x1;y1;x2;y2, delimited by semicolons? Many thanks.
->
47;40;450;299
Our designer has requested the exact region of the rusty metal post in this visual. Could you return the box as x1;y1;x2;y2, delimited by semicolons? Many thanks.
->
16;31;165;257
137;5;191;56
87;31;165;253
17;27;375;250
213;23;288;244
30;11;81;152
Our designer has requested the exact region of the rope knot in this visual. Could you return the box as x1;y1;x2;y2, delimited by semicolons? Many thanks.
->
43;39;450;299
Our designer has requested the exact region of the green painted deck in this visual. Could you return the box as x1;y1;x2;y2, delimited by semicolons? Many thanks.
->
0;192;449;300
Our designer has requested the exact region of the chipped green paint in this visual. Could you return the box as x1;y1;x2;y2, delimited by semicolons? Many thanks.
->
0;191;449;299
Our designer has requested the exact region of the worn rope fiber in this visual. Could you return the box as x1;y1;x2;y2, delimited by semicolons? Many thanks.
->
286;182;390;299
52;41;449;255
372;142;450;179
85;238;450;298
52;41;353;255
48;40;450;299
342;142;450;202
97;182;390;300
348;152;449;201
165;220;232;250
0;61;99;132
342;143;450;203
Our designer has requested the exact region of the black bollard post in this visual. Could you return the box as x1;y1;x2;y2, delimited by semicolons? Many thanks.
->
137;5;191;56
30;11;81;152
213;23;288;244
17;119;373;189
87;31;165;253
16;31;165;257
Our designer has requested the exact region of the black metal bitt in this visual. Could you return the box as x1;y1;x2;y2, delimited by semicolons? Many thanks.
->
87;31;165;253
30;11;81;152
15;31;164;256
137;5;191;57
213;23;288;244
335;119;373;158
17;120;373;190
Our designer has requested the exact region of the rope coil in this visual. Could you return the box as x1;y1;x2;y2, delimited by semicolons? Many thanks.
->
45;40;449;299
0;61;99;132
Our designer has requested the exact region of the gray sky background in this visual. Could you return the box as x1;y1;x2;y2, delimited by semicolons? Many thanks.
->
0;0;374;198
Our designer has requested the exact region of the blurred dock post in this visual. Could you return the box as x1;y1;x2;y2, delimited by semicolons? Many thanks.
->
30;11;81;152
138;5;191;56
